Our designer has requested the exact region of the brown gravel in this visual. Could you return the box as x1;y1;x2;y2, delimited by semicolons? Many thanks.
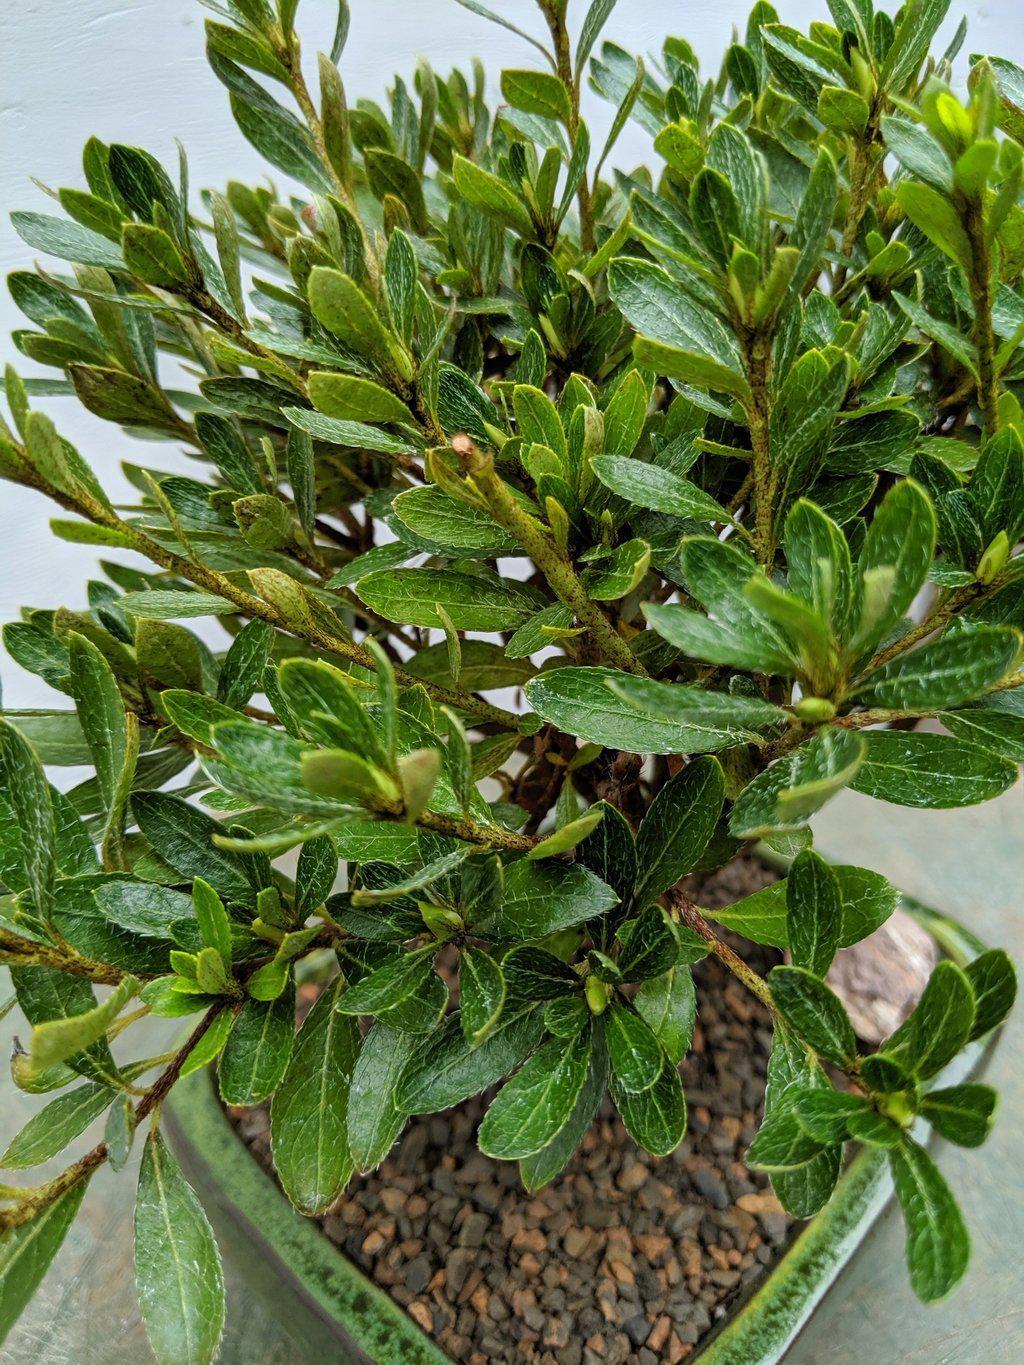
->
232;856;791;1363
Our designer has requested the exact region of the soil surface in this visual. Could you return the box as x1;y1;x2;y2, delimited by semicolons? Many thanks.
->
232;855;791;1364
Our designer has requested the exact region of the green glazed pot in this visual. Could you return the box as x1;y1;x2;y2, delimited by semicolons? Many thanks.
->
165;897;995;1365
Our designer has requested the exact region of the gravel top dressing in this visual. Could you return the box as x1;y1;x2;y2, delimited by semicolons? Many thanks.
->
231;858;792;1364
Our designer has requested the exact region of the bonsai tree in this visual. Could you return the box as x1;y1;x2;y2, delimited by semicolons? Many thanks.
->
0;0;1019;1355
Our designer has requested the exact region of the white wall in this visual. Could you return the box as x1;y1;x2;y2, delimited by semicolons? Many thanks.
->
0;0;1013;705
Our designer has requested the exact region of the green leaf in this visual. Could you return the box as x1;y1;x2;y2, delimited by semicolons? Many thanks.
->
227;85;330;192
384;229;416;342
591;455;732;523
479;859;618;938
851;480;937;658
609;257;743;376
582;538;652;601
786;850;841;977
11;967;118;1085
544;995;589;1038
921;1083;997;1148
848;731;1017;808
281;408;417;457
648;536;797;674
0;718;57;926
500;69;571;125
392;485;517;556
452;156;534;237
988;54;1024;141
634;756;724;901
784;500;854;638
0;712;90;767
453;0;554;69
69;365;176;429
337;947;436;1016
634;964;696;1064
854;626;1020;710
11;211;125;269
632;337;752;402
120;590;235;620
347;1022;417;1172
887;959;975;1079
605;1000;663;1093
277;658;385;766
27;974;138;1076
356;567;536;631
793;1088;871;1144
0;1179;88;1346
217;621;274;711
730;730;865;838
192;878;233;970
528;808;604;860
218;986;295;1105
526;667;785;757
890;1138;970;1303
133;792;253;901
351;850;468;906
365;149;428;234
135;1131;225;1365
307;372;412;425
270;977;359;1213
769;966;857;1066
121;223;189;286
882;115;953;191
501;947;580;1002
881;0;956;93
710;863;896;949
575;800;637;906
67;633;127;809
1;1082;117;1169
478;1030;591;1160
104;1092;137;1172
964;948;1017;1041
762;1025;841;1217
195;412;262;495
520;1029;609;1190
460;947;506;1044
396;1003;545;1114
895;182;970;269
610;1052;687;1156
306;267;409;377
746;1106;827;1171
617;904;681;982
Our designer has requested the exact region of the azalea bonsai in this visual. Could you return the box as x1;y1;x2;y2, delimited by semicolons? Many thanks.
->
0;0;1020;1357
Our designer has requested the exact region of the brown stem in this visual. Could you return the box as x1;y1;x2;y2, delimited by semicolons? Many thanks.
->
865;583;981;672
963;198;999;441
543;3;595;252
833;139;884;293
667;889;775;1012
455;438;647;676
0;928;142;985
741;330;775;568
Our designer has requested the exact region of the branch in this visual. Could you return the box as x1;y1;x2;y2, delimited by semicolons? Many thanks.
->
963;197;1000;441
0;1005;225;1232
667;888;776;1012
13;458;525;733
0;926;143;985
454;437;648;677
